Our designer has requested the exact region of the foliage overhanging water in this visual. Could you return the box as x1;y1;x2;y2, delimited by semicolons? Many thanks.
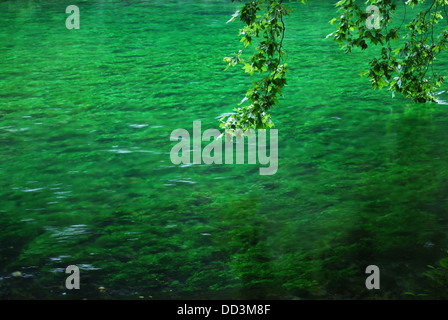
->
1;0;448;299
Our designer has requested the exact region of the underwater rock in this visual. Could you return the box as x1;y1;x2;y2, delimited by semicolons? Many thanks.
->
11;271;22;278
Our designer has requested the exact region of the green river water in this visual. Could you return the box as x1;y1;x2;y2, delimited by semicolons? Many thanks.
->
1;0;448;299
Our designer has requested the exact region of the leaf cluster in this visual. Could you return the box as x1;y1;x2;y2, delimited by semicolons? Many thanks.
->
222;0;448;131
222;0;306;131
328;0;448;103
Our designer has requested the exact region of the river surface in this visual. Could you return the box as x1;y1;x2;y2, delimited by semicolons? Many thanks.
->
1;0;448;299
